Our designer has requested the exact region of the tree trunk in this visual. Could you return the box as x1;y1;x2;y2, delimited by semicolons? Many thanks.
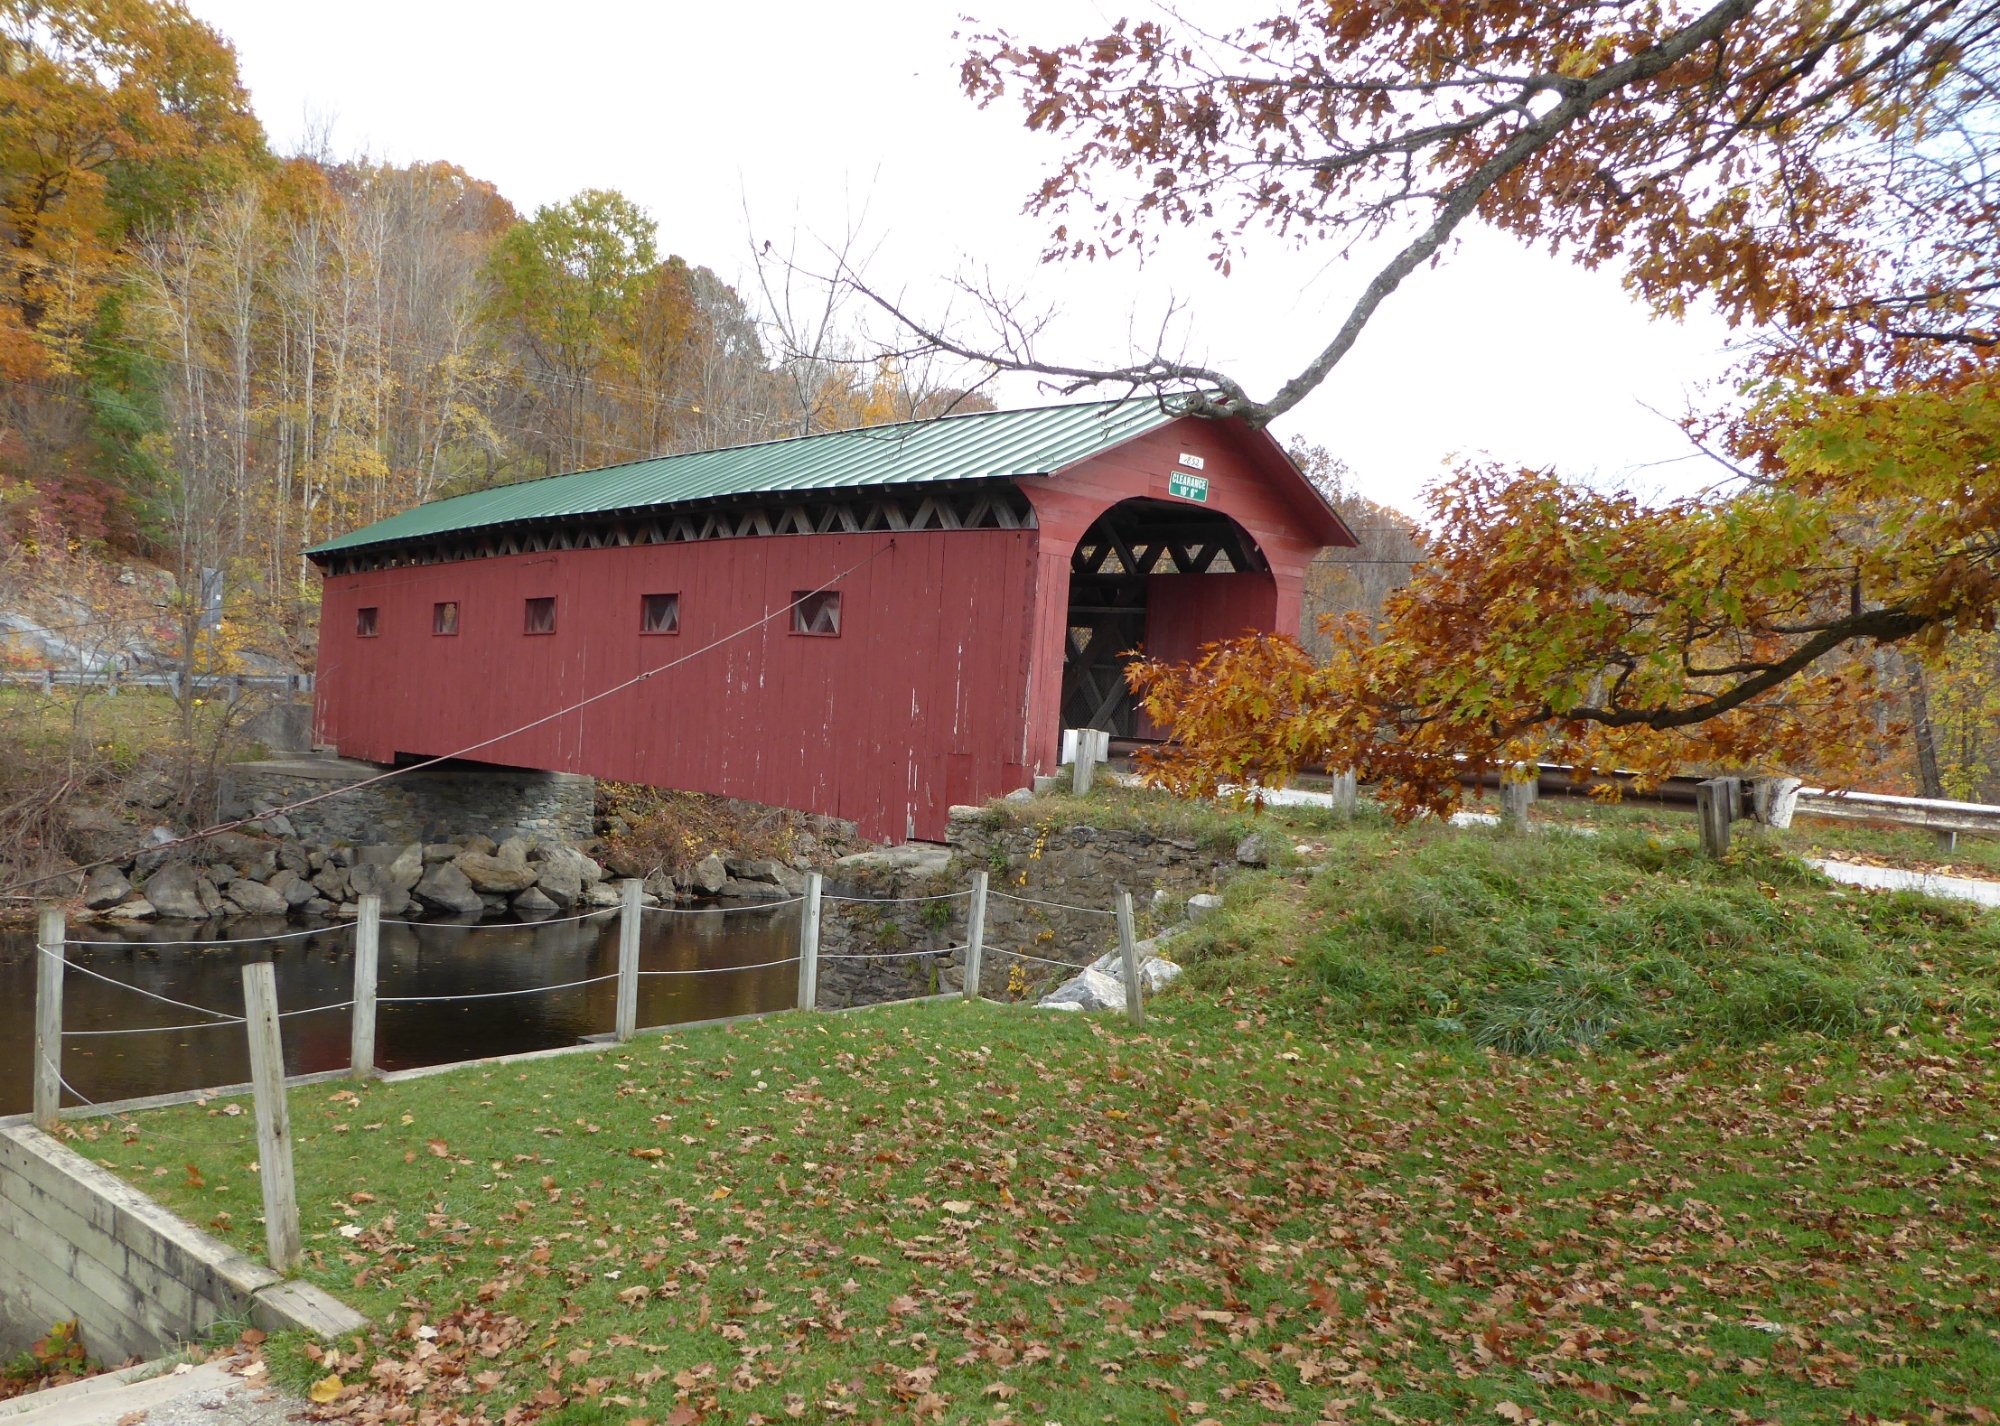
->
1907;662;1946;800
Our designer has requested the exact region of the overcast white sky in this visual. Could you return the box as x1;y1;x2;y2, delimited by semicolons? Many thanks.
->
185;0;1742;517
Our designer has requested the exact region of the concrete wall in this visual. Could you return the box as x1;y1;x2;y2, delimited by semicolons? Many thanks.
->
219;756;594;846
0;1125;362;1361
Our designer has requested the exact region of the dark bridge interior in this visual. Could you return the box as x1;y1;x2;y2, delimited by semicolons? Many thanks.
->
1059;498;1270;736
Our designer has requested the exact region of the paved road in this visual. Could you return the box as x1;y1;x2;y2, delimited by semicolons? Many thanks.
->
0;1360;299;1426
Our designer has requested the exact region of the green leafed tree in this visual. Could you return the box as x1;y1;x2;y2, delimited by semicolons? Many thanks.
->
484;188;662;473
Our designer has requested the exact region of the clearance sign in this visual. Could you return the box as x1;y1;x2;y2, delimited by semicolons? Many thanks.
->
1167;471;1209;502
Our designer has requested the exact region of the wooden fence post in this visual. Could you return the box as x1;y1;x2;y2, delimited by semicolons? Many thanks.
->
241;962;302;1273
615;878;642;1042
1331;770;1358;818
1115;888;1144;1027
1500;766;1539;833
1695;776;1741;858
798;873;822;1011
34;907;65;1132
964;870;988;1001
350;894;380;1079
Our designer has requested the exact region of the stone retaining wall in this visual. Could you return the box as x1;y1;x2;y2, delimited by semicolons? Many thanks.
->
811;806;1237;1008
0;1124;363;1360
219;757;594;846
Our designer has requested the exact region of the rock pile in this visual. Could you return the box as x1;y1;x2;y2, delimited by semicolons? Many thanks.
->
73;816;845;924
1037;934;1186;1013
81;827;639;924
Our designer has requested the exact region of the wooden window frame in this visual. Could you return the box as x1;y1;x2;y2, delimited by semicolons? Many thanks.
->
356;606;379;638
523;596;556;636
790;590;841;638
640;592;680;635
432;600;459;636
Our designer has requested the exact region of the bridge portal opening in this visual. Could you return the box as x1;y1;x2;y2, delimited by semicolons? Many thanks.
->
1059;498;1276;739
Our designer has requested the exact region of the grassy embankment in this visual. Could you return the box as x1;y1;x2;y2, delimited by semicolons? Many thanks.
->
0;686;248;765
75;791;2000;1425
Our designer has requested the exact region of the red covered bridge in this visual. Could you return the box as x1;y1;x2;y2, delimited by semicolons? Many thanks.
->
307;400;1354;842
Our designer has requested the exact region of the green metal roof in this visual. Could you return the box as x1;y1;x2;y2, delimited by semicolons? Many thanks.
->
307;399;1179;558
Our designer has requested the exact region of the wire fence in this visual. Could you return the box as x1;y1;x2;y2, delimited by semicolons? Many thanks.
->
989;889;1118;918
28;871;1141;1126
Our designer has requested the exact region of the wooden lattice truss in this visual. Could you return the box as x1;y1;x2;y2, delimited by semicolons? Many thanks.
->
317;482;1038;577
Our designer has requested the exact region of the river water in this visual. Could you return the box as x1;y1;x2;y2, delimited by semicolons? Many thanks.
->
0;904;801;1116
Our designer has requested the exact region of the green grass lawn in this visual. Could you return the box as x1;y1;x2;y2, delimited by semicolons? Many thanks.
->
1528;791;2000;879
0;686;253;771
74;818;2000;1426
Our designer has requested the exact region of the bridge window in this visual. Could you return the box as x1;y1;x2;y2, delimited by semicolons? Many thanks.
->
791;590;840;637
640;592;680;635
356;606;379;637
433;601;459;636
524;597;556;636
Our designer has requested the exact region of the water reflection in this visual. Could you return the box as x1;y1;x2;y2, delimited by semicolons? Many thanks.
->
0;903;800;1115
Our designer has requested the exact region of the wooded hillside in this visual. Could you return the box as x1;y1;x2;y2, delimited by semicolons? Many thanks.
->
0;1;986;672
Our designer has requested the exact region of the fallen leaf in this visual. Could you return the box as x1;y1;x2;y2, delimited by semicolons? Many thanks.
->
309;1374;343;1403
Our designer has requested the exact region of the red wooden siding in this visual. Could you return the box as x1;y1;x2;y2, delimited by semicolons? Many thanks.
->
314;529;1041;843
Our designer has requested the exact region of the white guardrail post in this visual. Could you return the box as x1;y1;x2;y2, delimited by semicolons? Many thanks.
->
351;894;380;1079
241;962;302;1273
616;878;642;1042
798;873;822;1011
34;907;65;1131
964;870;988;1001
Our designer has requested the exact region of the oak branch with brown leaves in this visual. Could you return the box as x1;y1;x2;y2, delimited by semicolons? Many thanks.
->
936;0;1999;421
1131;373;1998;816
905;1;2000;809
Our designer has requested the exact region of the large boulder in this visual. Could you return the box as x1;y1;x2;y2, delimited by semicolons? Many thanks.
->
533;856;583;909
143;861;211;920
82;865;133;911
538;845;603;886
1037;968;1126;1013
64;804;132;864
207;830;276;868
601;845;656;880
311;866;350;901
457;852;539;894
103;897;156;922
512;886;559;917
225;878;290;917
725;857;785;884
494;835;532;867
386;842;425;891
266;867;319;909
348;860;404;902
690;853;727;896
414;861;484;916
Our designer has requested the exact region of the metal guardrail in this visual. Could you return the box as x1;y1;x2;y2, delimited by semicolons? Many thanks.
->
1107;736;2000;839
1793;787;2000;838
0;669;312;697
